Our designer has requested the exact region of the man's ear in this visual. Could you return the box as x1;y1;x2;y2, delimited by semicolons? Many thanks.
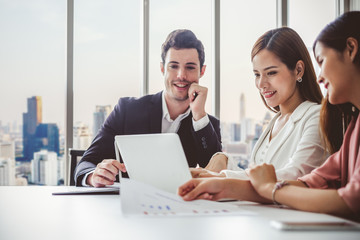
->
346;37;359;63
295;60;305;79
200;65;206;78
160;62;165;75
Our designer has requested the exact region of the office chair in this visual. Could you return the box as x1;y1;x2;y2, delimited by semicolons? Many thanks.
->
69;149;86;186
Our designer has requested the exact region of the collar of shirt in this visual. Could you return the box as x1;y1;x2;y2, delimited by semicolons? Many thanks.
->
161;91;191;133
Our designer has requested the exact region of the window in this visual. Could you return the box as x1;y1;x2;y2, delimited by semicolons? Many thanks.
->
73;0;141;149
220;0;277;167
288;0;336;95
0;0;348;186
350;0;360;10
148;0;213;113
289;0;336;48
0;0;66;185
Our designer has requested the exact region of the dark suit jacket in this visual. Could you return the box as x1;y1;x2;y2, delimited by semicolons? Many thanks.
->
74;91;222;186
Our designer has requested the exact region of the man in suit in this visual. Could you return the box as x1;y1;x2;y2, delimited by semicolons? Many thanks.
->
75;29;222;187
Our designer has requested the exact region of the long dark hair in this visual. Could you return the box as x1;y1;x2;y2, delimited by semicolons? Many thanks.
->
251;27;322;113
314;11;360;154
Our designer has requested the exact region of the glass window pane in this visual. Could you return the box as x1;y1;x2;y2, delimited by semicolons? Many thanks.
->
74;0;141;149
0;1;66;185
351;0;360;10
289;0;336;48
289;0;336;96
220;0;277;168
149;0;213;114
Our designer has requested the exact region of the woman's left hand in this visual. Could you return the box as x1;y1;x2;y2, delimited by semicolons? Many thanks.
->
247;163;277;198
178;178;230;201
190;168;226;178
205;153;228;172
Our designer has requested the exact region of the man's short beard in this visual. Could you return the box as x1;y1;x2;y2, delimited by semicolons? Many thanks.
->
174;95;189;102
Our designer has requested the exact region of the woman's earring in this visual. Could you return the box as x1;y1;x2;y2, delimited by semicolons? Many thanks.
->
297;77;303;83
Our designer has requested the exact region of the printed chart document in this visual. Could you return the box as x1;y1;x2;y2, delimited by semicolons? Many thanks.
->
121;178;255;217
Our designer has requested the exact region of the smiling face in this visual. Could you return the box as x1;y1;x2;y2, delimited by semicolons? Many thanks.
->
252;49;302;112
161;48;205;103
314;42;354;105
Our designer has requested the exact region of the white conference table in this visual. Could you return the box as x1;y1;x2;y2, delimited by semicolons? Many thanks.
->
0;186;359;240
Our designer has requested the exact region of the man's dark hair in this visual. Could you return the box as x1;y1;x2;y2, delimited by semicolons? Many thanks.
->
161;29;205;69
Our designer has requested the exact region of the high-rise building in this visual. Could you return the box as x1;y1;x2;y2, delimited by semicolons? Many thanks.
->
230;123;241;142
0;142;16;185
223;142;250;170
34;123;60;155
32;150;58;185
73;122;92;150
252;123;264;151
0;141;15;159
262;111;272;131
22;96;42;161
239;93;245;122
93;105;111;137
57;155;65;185
0;158;15;186
240;93;254;142
241;118;254;142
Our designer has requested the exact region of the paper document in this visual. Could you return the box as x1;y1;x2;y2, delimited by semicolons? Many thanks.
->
121;178;255;217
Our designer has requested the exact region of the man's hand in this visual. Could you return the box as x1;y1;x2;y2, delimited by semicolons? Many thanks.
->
188;83;207;121
87;159;126;187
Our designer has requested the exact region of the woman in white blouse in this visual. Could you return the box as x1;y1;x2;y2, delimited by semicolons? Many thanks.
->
193;27;329;181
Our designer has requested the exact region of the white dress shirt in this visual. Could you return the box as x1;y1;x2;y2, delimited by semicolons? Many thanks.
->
82;91;209;186
221;101;329;180
161;91;209;133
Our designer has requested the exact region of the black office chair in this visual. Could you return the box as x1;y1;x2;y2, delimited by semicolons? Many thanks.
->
69;149;86;186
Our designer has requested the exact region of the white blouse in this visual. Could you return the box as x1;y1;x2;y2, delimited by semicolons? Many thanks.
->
254;130;271;165
221;101;329;180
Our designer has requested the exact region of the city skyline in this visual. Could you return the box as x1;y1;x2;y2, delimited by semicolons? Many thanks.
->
0;93;272;186
0;0;334;130
0;1;267;129
1;93;271;150
0;0;337;186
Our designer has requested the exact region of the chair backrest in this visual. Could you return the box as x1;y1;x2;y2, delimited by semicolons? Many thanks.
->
69;149;86;186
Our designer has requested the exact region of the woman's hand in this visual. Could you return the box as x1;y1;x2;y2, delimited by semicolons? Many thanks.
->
204;153;228;173
190;168;226;178
178;178;230;201
247;163;277;198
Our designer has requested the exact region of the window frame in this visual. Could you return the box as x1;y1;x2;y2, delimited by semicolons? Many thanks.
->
64;0;344;185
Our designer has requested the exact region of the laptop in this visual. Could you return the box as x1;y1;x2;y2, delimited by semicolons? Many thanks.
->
114;133;192;194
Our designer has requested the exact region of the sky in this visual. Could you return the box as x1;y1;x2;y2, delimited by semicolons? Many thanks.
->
0;0;335;132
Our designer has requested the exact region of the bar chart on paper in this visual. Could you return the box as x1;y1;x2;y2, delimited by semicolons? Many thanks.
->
121;179;256;217
138;196;235;216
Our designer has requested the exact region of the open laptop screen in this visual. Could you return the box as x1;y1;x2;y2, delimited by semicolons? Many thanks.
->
115;133;192;194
